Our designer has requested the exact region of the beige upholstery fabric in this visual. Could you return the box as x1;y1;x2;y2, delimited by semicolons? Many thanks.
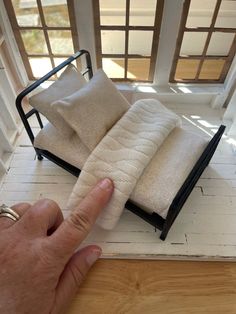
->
52;69;130;151
130;127;208;219
34;122;90;169
29;64;87;137
67;99;182;230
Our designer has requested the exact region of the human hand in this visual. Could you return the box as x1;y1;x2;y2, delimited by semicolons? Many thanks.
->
0;178;113;314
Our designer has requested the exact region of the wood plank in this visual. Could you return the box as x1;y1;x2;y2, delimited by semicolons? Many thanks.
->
0;198;69;210
201;164;236;180
9;159;57;168
80;241;236;259
185;194;232;206
85;228;186;245
8;166;72;176
14;146;36;154
11;153;36;161
1;182;74;192
202;186;236;196
211;155;236;165
196;178;236;188
182;202;236;215
66;260;236;314
187;233;236;246
4;174;76;184
0;190;71;202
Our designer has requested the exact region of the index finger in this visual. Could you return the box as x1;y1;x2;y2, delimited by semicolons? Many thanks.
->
48;178;114;258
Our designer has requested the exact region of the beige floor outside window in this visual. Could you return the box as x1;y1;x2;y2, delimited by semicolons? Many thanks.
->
170;0;236;83
4;0;79;80
93;0;164;82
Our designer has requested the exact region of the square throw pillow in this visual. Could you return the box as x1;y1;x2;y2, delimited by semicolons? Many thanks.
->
29;64;87;137
52;69;130;150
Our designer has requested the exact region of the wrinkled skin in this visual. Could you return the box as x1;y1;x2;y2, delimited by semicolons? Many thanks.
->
0;178;114;314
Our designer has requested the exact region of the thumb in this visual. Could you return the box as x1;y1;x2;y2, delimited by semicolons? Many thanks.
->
53;245;101;314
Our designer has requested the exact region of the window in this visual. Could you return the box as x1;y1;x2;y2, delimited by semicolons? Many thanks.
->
93;0;164;82
4;0;79;80
170;0;236;83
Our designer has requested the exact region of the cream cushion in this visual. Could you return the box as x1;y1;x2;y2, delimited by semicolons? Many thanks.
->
29;64;87;137
34;123;90;169
130;127;208;218
51;69;130;151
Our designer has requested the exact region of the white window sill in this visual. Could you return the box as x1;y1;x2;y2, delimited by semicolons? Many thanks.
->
116;82;225;96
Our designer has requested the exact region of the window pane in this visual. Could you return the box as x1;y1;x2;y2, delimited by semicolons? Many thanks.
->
21;30;48;54
215;0;236;28
130;0;157;26
127;58;150;80
53;57;67;77
48;30;74;55
99;0;126;25
180;32;208;56
53;58;82;77
54;57;67;66
101;31;125;54
186;0;217;28
29;57;52;78
128;31;153;55
41;0;70;27
54;58;77;68
199;59;225;79
12;0;41;26
207;33;235;56
102;58;125;78
175;59;200;80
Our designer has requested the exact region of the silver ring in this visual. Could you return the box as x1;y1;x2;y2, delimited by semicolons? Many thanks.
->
0;204;20;222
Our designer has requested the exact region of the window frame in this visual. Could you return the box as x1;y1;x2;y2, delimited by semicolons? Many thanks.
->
4;0;80;80
93;0;164;82
169;0;236;84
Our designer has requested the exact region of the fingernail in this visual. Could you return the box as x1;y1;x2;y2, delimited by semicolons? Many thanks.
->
99;178;113;191
86;249;102;267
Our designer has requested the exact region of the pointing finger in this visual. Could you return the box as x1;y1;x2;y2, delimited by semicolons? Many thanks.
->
47;178;113;260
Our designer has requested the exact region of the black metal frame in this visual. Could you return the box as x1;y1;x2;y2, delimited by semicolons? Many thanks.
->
16;50;226;240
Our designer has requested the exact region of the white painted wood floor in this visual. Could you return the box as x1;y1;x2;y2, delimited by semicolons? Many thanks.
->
1;102;236;261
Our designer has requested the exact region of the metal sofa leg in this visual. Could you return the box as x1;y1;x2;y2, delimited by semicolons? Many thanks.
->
35;148;43;161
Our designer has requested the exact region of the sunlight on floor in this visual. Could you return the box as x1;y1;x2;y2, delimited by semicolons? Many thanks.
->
226;137;236;148
102;59;136;79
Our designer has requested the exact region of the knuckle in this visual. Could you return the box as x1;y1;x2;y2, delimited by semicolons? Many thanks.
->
68;210;92;234
24;207;37;221
11;202;31;209
35;198;60;211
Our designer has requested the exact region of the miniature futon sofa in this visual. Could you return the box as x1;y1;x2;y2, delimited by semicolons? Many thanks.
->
16;50;225;240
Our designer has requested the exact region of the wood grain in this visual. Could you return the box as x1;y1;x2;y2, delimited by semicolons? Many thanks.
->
67;259;236;314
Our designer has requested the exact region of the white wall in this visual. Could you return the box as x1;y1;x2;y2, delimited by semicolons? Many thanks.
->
0;31;20;174
154;0;184;85
225;88;236;136
225;91;236;119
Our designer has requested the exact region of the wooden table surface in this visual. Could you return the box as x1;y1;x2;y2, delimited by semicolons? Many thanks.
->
67;259;236;314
